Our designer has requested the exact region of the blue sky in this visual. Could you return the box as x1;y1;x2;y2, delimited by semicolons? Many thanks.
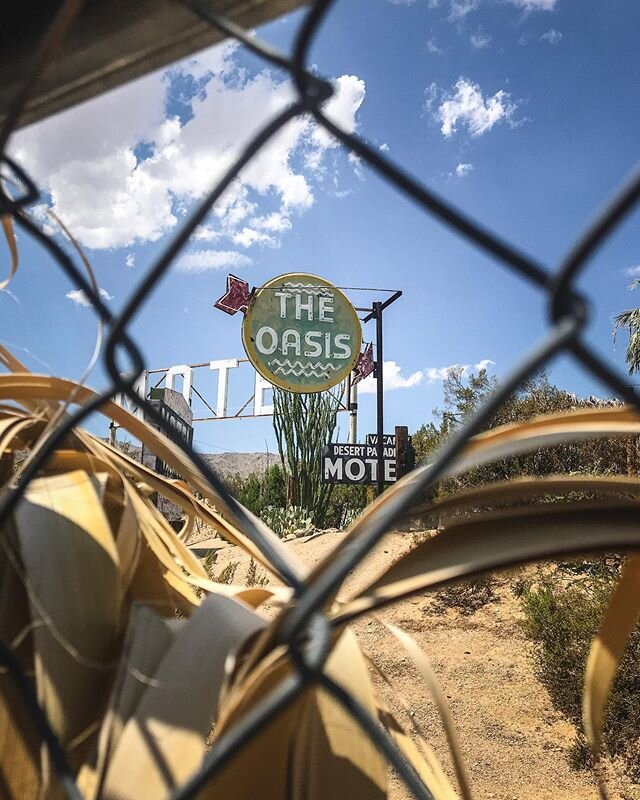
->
4;0;640;455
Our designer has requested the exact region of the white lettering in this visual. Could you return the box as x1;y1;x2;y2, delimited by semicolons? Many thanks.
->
333;334;352;360
319;296;334;323
295;293;314;321
282;329;301;356
345;458;366;481
114;370;147;419
256;326;278;355
325;332;331;358
385;460;396;482
324;459;342;481
254;372;274;416
304;331;323;357
274;290;292;319
209;359;239;417
166;365;193;405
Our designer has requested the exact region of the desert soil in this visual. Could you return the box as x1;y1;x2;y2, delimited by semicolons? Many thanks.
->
198;530;640;800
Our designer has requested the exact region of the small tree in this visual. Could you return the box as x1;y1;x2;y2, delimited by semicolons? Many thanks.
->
614;278;640;374
412;367;630;499
272;385;342;527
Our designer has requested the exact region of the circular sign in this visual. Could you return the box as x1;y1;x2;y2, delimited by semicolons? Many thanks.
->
242;273;362;393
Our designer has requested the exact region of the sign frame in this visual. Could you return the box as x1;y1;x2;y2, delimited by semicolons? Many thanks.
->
321;441;397;485
241;272;362;394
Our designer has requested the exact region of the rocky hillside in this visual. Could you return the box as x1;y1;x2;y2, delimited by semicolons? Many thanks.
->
201;451;278;479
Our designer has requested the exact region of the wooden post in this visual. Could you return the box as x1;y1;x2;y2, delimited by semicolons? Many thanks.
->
395;425;409;480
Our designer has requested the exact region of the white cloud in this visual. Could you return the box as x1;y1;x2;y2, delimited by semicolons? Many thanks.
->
125;253;135;268
540;28;563;44
448;0;479;20
231;228;278;248
426;77;519;138
358;358;495;394
310;75;366;153
507;0;556;9
626;266;640;278
379;143;390;153
391;0;554;12
455;162;473;177
66;287;113;307
359;361;424;394
194;226;222;242
11;43;365;252
176;249;252;273
251;211;291;232
470;32;491;48
424;365;457;381
425;359;494;381
427;38;443;55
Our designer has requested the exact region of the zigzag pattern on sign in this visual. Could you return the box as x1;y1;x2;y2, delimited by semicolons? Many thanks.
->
281;282;333;296
270;358;339;377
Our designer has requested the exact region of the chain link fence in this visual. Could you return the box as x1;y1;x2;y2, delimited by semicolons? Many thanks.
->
1;1;640;798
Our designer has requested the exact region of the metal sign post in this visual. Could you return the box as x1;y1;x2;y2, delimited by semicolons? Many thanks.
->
360;290;402;496
374;301;384;496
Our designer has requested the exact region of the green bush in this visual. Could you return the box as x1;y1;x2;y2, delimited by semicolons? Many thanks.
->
225;467;366;531
321;483;368;529
224;465;287;517
520;564;640;779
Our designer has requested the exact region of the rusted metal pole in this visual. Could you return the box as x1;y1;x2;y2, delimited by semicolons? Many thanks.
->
348;372;358;445
374;302;384;496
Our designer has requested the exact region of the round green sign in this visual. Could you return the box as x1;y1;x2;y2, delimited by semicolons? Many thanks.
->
242;273;362;393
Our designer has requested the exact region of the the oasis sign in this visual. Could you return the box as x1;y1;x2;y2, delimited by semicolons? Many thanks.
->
240;273;362;393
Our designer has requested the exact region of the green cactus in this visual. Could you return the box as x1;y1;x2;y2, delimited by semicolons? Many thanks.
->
272;385;342;527
260;505;313;538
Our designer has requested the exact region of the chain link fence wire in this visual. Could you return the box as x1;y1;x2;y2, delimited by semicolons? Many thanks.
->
2;1;640;798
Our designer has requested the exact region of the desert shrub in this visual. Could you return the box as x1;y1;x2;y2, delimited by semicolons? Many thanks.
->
520;564;640;779
432;575;496;616
224;465;287;516
412;369;631;507
202;552;239;585
225;468;365;531
246;557;269;587
321;483;368;529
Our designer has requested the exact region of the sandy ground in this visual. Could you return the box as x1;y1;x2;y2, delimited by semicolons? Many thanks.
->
197;530;640;800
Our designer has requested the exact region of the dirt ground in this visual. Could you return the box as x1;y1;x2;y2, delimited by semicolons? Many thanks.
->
199;530;640;800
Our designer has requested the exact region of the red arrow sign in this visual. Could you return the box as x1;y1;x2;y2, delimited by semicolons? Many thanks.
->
213;274;251;315
352;342;374;385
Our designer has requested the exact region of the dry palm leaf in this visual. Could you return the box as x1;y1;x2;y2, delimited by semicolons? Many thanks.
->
1;363;640;799
0;215;18;291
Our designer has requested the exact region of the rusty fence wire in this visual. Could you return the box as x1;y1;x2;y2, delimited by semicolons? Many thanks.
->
2;1;640;799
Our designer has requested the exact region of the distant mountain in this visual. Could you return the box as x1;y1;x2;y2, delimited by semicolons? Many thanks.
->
108;438;278;480
202;452;279;479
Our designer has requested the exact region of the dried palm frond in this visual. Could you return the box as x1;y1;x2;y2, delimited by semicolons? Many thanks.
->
1;355;640;799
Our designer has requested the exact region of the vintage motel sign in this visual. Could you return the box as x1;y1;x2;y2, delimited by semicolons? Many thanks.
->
240;273;362;393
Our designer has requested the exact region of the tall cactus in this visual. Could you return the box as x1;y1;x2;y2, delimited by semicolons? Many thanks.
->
272;385;343;527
